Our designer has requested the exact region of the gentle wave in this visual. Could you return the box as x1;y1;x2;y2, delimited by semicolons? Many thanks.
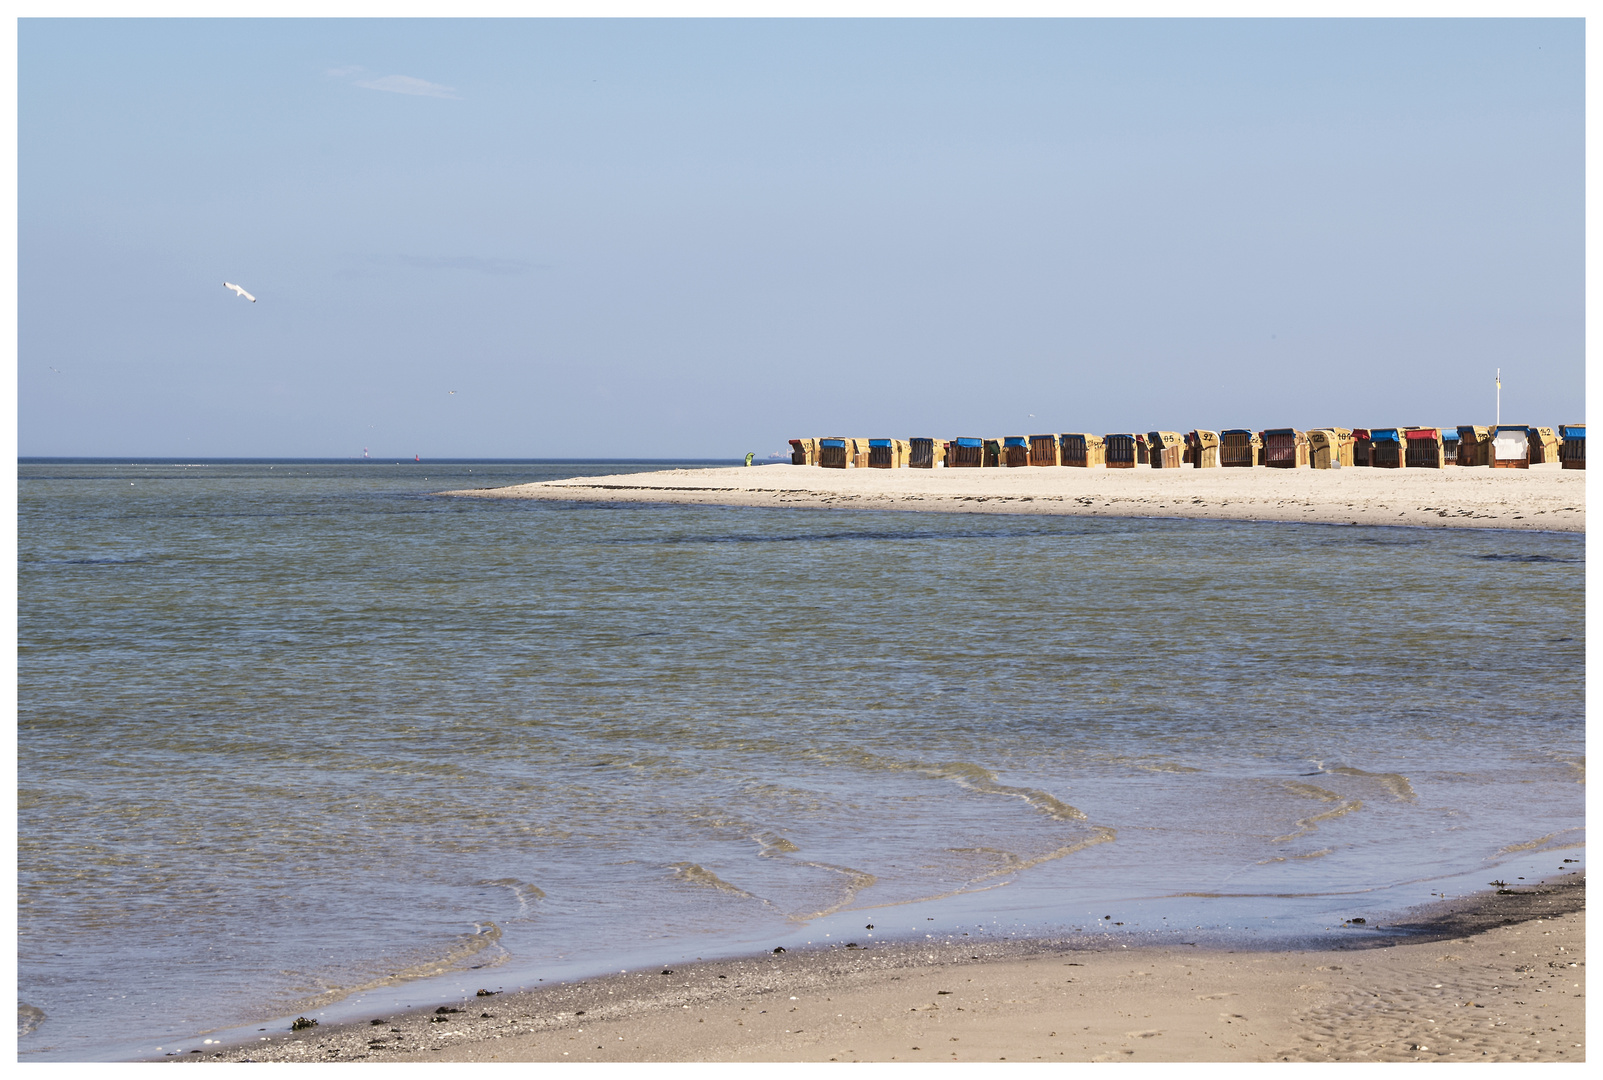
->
479;878;546;916
789;862;879;920
282;923;505;1014
756;833;800;856
969;826;1119;878
1329;766;1417;802
824;749;1087;822
1274;782;1363;842
669;863;767;902
1495;829;1585;856
1259;848;1335;864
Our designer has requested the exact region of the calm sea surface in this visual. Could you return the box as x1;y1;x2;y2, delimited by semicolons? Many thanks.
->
17;459;1585;1060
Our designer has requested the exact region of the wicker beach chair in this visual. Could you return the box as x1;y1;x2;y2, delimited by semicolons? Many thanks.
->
1220;429;1262;467
1060;433;1104;467
1104;433;1139;469
1262;429;1309;468
817;437;849;469
1185;430;1220;468
1491;426;1531;469
1403;428;1445;469
1369;428;1405;469
949;437;985;468
1528;427;1561;465
1146;431;1186;469
1559;425;1585;470
1351;429;1371;467
1454;426;1491;467
1307;428;1354;469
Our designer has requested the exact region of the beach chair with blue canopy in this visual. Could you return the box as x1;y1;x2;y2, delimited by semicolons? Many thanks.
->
1028;434;1061;466
867;439;909;468
1560;425;1585;470
1104;433;1139;468
949;437;985;468
1368;428;1404;468
818;437;849;469
1001;436;1030;468
1220;429;1261;467
1262;428;1308;468
1454;426;1491;467
1441;428;1461;465
908;438;942;468
1060;433;1104;467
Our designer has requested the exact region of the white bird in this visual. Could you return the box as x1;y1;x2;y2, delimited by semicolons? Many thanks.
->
224;282;256;302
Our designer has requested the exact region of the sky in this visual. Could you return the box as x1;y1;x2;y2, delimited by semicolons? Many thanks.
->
18;18;1584;459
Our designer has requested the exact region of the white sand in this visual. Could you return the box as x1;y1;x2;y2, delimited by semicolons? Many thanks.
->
426;911;1585;1063
446;462;1584;532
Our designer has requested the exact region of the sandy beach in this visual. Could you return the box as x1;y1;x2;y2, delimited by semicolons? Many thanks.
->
444;462;1584;531
195;872;1583;1063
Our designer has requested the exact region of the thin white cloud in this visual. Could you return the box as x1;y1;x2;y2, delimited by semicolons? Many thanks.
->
353;74;459;99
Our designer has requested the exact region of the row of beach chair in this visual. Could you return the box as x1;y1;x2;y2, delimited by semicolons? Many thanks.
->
789;426;1585;470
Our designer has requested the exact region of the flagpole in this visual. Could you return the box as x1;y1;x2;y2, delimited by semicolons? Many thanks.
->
1495;368;1501;428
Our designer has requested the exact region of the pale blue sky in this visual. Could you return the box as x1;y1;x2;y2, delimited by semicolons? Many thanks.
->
19;19;1583;458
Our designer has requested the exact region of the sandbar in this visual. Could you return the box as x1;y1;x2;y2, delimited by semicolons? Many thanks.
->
444;462;1584;532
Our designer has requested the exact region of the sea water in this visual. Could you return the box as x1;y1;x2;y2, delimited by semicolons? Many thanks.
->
16;459;1585;1060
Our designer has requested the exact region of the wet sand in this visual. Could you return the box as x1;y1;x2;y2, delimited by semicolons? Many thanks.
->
444;462;1584;532
196;872;1584;1063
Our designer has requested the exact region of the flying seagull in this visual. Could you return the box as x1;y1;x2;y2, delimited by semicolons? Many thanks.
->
224;282;256;302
